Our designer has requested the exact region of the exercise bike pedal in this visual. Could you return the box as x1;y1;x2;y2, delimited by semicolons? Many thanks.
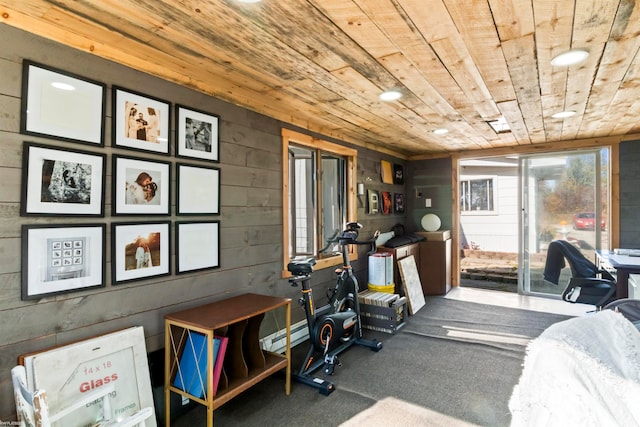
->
323;356;341;375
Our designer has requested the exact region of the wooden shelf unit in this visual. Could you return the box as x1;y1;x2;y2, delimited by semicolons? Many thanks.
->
164;293;291;427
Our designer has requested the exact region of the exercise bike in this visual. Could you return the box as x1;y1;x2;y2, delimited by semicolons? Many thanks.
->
287;222;383;395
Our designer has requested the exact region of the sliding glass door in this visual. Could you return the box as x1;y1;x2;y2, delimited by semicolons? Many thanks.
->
519;149;609;296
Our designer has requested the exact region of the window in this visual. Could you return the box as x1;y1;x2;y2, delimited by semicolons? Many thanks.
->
460;176;496;213
282;129;357;274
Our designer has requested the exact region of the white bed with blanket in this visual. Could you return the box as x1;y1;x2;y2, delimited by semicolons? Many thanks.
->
509;309;640;426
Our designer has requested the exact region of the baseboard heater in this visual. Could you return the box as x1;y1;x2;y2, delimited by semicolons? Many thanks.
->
260;319;309;354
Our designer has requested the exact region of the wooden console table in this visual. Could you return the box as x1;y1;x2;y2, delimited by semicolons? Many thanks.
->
164;293;291;427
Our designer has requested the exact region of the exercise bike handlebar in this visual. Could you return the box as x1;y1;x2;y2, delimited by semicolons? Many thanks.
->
320;223;380;256
288;223;379;277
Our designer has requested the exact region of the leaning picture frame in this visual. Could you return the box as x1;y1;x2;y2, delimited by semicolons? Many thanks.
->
176;220;220;274
21;142;106;217
21;60;106;146
113;155;171;215
111;221;171;285
113;86;170;154
176;104;220;162
22;326;157;426
21;223;106;300
176;163;220;215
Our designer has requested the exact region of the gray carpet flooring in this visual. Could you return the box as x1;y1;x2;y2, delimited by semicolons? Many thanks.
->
168;296;571;427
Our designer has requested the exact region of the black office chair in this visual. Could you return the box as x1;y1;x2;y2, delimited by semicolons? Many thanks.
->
604;298;640;326
543;240;617;307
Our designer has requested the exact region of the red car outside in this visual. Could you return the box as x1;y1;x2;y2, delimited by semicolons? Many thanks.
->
572;212;606;230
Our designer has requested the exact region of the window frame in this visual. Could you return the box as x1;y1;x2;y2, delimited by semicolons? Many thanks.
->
281;129;357;276
460;175;498;215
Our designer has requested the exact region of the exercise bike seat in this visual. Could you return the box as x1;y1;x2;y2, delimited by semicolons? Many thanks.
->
288;257;316;276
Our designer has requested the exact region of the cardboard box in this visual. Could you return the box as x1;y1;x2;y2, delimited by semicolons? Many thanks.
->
416;230;451;241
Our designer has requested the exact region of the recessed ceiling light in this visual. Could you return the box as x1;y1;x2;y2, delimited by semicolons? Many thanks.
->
433;128;448;135
552;111;576;119
551;49;589;67
238;0;261;3
379;89;402;101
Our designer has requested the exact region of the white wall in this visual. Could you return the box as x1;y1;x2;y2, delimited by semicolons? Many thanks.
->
459;166;518;252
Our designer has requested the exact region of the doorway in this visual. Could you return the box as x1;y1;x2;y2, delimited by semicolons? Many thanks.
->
520;149;610;297
458;148;610;296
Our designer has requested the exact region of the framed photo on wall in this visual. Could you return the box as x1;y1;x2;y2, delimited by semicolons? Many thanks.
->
394;193;405;213
21;60;106;146
111;221;171;284
112;86;170;154
21;223;106;300
381;160;393;184
176;105;220;162
176;220;220;274
21;142;106;216
113;155;170;215
381;191;392;214
176;163;220;215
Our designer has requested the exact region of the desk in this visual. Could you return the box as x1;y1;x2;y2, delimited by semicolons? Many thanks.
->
595;250;640;299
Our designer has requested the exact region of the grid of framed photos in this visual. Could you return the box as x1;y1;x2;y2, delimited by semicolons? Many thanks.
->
18;60;222;299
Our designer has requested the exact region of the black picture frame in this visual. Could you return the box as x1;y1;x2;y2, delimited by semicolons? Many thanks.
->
176;104;220;162
112;86;171;154
176;220;220;274
21;60;106;146
393;164;405;184
21;142;106;217
21;223;106;300
112;155;171;216
176;163;220;215
394;193;405;213
111;221;171;284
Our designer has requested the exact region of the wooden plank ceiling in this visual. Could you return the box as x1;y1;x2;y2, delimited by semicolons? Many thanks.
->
2;0;640;158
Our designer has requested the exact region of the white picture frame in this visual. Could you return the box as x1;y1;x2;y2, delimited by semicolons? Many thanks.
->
21;223;105;300
113;86;170;154
22;326;157;427
176;221;220;274
21;60;106;146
